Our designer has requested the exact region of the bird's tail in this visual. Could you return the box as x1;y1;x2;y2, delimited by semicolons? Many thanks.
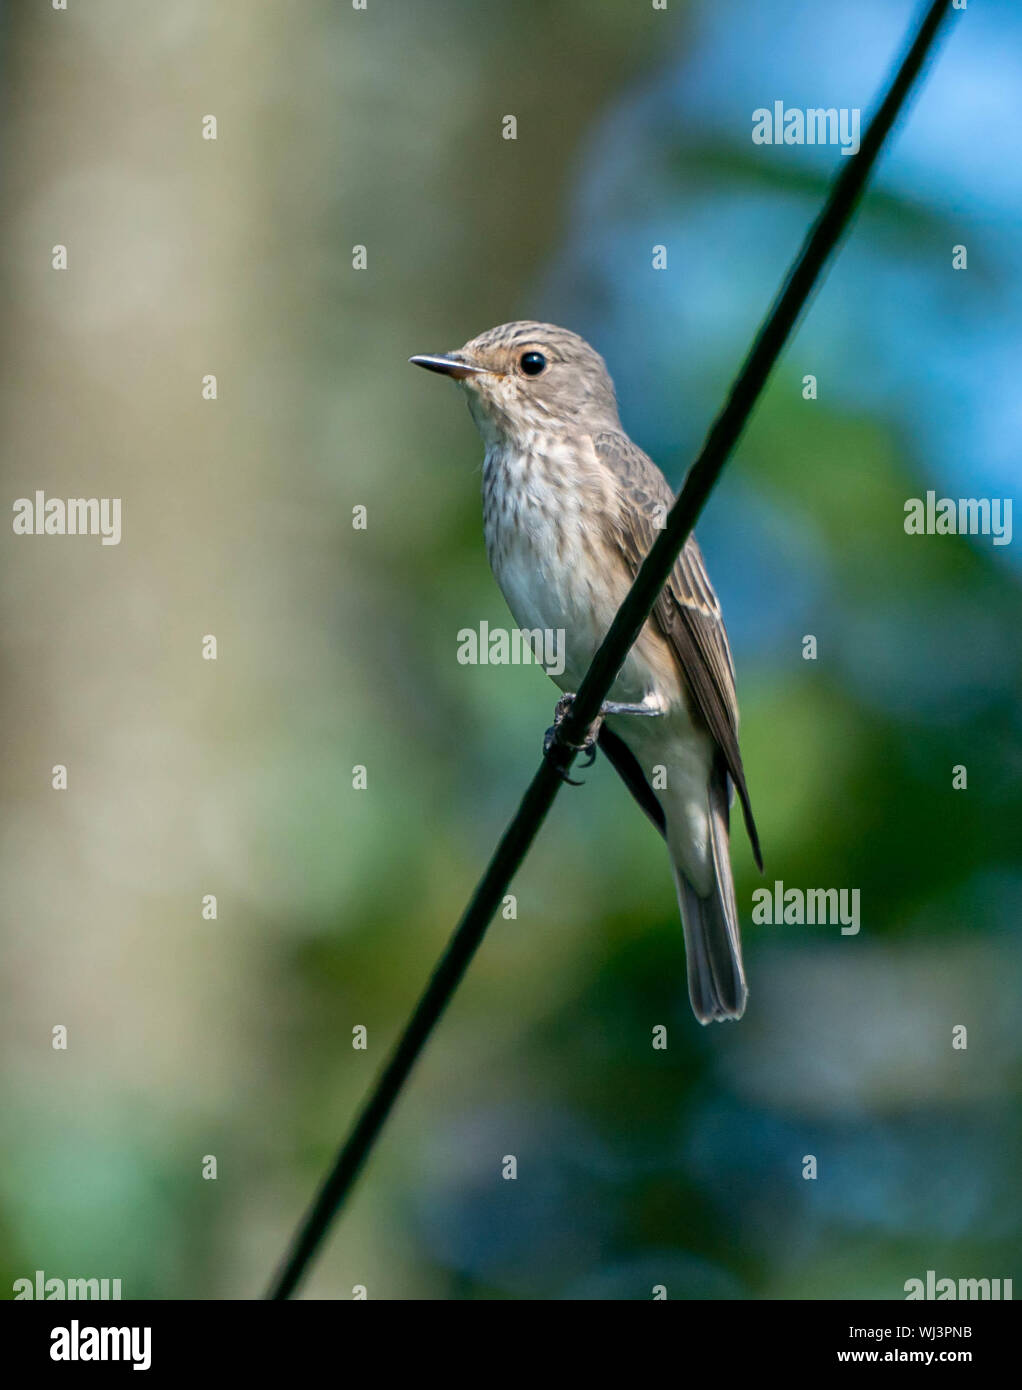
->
671;763;748;1024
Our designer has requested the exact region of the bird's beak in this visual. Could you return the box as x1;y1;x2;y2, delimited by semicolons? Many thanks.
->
409;352;488;381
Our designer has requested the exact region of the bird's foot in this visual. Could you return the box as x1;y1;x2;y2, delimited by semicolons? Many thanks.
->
600;698;666;718
543;693;602;784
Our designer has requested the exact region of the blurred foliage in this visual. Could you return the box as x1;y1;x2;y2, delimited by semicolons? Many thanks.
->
0;0;1018;1301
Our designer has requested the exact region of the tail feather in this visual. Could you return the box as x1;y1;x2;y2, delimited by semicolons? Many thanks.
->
672;764;748;1023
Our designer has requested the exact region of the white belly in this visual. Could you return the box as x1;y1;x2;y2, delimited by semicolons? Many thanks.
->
492;530;617;691
480;437;717;889
481;439;681;705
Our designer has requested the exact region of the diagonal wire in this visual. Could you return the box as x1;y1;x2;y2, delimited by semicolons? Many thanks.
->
268;0;954;1300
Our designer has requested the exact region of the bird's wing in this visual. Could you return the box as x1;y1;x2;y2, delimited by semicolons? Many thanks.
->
593;430;762;870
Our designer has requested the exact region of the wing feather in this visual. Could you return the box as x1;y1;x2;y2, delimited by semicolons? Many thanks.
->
593;430;762;869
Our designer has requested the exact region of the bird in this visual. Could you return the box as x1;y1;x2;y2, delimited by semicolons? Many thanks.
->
411;322;762;1022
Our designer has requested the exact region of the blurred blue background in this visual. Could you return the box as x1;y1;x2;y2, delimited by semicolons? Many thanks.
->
0;0;1018;1299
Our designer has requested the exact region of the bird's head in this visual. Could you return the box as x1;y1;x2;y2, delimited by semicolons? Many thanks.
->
410;321;621;448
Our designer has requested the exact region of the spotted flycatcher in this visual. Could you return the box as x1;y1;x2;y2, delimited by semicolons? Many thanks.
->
411;322;762;1022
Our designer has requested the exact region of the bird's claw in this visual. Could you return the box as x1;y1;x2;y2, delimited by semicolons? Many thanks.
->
543;693;602;784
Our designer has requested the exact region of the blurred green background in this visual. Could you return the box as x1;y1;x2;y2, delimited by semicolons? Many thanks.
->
1;0;1019;1299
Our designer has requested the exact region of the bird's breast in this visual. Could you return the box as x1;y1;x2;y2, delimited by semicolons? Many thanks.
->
481;438;680;704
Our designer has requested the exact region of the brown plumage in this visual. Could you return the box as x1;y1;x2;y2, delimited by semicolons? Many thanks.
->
595;430;762;870
411;322;761;1022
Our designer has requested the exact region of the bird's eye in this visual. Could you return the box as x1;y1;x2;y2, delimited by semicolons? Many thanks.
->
519;351;547;376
